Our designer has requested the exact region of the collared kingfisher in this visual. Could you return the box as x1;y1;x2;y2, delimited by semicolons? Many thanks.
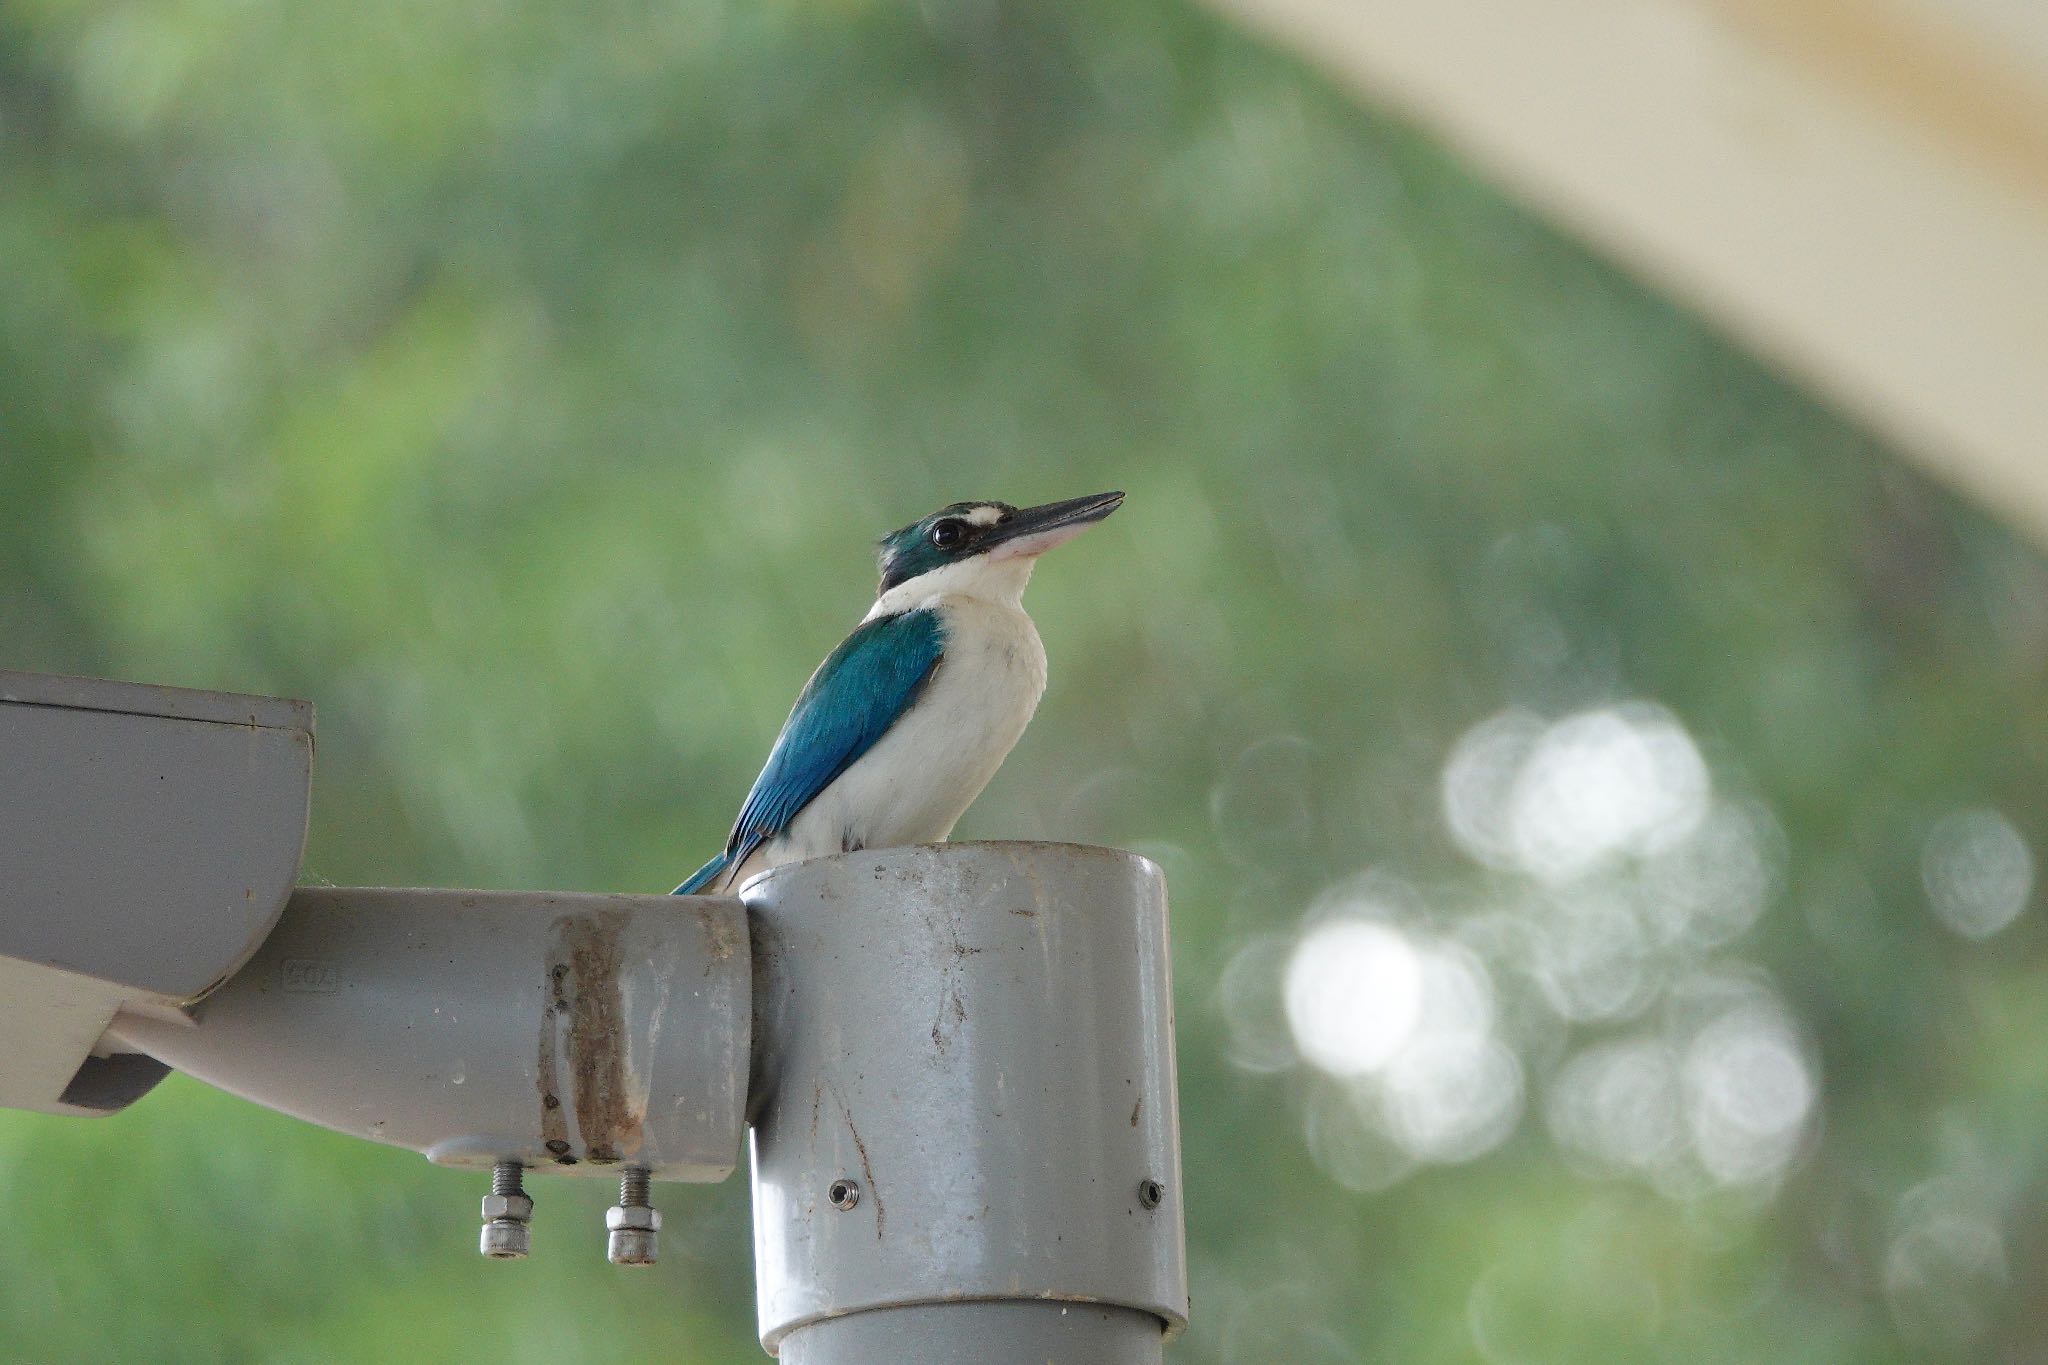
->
673;490;1124;896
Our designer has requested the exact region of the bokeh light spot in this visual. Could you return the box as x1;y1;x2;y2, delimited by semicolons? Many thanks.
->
1681;1009;1814;1188
1442;703;1711;883
1284;919;1423;1076
1507;704;1709;882
1921;808;2032;939
1383;1035;1523;1164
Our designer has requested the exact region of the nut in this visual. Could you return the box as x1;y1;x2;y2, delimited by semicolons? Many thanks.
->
828;1178;861;1211
605;1204;662;1232
607;1226;658;1266
480;1220;531;1259
481;1193;534;1222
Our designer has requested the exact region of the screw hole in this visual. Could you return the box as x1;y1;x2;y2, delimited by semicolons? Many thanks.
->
1138;1178;1165;1209
828;1178;861;1210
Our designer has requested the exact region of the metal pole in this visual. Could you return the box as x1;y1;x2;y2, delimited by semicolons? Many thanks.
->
744;842;1188;1362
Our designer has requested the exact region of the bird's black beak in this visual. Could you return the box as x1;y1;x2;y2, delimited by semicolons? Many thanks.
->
984;491;1125;560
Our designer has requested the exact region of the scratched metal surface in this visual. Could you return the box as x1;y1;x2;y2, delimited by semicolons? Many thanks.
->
746;841;1187;1358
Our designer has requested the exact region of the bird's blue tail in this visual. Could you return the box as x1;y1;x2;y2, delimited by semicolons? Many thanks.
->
673;850;731;896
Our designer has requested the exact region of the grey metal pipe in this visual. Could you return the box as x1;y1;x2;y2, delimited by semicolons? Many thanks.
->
111;887;751;1181
744;842;1188;1361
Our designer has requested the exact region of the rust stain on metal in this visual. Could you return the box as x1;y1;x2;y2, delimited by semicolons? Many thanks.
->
843;1106;885;1241
931;982;969;1052
926;901;977;1053
537;959;570;1161
1131;1097;1143;1127
540;911;644;1164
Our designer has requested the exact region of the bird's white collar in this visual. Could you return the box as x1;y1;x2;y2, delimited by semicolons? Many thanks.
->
865;554;1037;621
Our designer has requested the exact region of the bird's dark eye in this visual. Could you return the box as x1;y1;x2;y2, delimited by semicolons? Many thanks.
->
929;519;966;550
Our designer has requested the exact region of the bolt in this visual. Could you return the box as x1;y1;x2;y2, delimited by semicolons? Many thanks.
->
606;1165;660;1266
828;1178;861;1210
1137;1178;1165;1210
481;1161;532;1259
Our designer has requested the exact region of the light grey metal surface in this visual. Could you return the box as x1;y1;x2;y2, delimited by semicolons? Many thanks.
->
0;671;314;1116
112;887;750;1180
779;1302;1168;1365
0;669;312;995
745;841;1188;1358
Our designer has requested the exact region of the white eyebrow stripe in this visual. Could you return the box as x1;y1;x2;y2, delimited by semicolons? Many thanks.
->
963;505;1002;527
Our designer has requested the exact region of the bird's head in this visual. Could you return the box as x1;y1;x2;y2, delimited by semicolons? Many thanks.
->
873;491;1124;608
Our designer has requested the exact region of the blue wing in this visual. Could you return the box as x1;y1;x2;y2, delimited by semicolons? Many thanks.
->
674;608;946;894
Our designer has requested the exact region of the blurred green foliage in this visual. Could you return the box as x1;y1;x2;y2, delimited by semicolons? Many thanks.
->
4;1;2046;1361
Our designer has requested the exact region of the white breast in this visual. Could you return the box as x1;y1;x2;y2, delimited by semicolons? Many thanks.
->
764;594;1047;868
